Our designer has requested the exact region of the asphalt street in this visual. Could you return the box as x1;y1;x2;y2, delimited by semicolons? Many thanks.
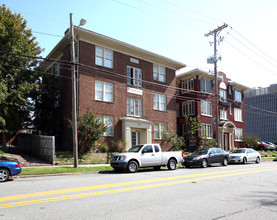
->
1;161;277;220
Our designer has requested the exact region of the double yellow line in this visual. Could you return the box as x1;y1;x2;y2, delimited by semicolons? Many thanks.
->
1;166;277;209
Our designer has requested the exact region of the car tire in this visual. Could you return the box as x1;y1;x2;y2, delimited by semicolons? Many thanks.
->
201;159;208;168
127;161;138;173
222;157;228;166
242;157;247;164
256;157;261;164
153;166;161;170
167;159;177;170
0;168;10;182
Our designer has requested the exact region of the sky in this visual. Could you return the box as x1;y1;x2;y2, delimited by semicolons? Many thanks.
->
2;0;277;88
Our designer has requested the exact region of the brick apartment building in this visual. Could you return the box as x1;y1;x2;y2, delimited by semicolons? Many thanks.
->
176;69;250;151
41;27;186;151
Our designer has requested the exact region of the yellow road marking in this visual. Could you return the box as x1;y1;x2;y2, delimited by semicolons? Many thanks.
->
0;166;272;202
0;166;277;209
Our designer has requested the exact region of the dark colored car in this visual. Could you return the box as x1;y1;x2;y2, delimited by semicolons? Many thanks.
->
0;161;22;182
182;148;230;168
253;141;271;151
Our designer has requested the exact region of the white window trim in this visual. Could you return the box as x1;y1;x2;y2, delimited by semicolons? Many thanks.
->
201;123;213;138
235;128;243;141
182;100;195;116
96;115;114;136
234;108;243;122
154;123;167;139
153;64;166;82
182;78;194;93
95;81;113;102
127;66;142;87
234;90;242;102
127;98;142;117
201;100;212;116
153;94;166;111
200;78;211;93
220;109;227;120
95;46;113;68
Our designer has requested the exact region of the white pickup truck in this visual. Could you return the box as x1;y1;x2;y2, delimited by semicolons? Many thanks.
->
110;144;184;173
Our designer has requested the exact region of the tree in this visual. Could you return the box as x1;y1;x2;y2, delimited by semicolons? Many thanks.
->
243;133;260;148
0;4;42;149
67;108;107;152
164;130;185;151
182;115;202;152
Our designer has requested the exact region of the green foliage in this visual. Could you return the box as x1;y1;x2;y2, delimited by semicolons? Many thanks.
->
243;133;260;148
182;115;202;151
67;108;107;152
0;5;42;140
110;139;127;152
199;135;216;148
99;143;109;153
32;73;61;136
0;149;4;155
164;130;184;151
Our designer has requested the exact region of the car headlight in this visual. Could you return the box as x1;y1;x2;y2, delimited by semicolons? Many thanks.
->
119;156;127;161
192;157;201;161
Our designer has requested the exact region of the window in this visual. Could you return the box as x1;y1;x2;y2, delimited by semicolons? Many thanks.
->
234;90;242;102
201;100;212;116
220;109;227;120
182;101;195;116
200;79;211;93
234;108;242;122
96;115;114;136
154;145;160;152
95;81;113;102
127;98;142;117
95;46;113;68
142;145;153;153
219;89;227;102
201;124;213;138
235;128;243;141
127;66;142;87
153;65;166;82
154;123;167;139
182;78;194;92
153;94;166;111
55;62;60;77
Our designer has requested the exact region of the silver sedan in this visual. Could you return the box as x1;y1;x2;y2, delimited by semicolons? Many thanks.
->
230;148;261;164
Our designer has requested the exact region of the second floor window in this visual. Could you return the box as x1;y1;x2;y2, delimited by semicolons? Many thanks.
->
95;81;113;102
220;109;227;120
127;98;142;117
201;100;212;116
182;100;195;116
200;78;211;93
153;65;166;82
127;66;142;87
182;78;194;93
219;89;227;102
234;108;242;122
234;90;242;102
95;46;113;68
153;94;166;111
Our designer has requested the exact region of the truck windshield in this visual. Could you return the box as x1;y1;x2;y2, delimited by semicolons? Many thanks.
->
127;145;144;153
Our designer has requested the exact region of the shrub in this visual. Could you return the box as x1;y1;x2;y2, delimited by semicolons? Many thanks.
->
99;143;109;153
110;139;127;152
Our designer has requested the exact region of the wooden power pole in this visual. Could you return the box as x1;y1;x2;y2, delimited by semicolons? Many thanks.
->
205;23;228;148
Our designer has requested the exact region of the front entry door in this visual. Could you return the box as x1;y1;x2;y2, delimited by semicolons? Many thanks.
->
223;133;229;151
131;131;140;147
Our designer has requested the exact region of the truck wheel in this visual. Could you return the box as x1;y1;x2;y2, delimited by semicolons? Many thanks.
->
0;168;10;182
167;159;177;170
128;161;138;173
153;166;161;170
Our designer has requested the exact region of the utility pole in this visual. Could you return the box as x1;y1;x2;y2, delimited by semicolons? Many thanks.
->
205;23;228;148
70;13;78;168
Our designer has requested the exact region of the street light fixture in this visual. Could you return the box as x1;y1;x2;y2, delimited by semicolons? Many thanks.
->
69;13;86;168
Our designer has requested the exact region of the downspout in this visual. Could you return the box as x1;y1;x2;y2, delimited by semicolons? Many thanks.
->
76;40;79;114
